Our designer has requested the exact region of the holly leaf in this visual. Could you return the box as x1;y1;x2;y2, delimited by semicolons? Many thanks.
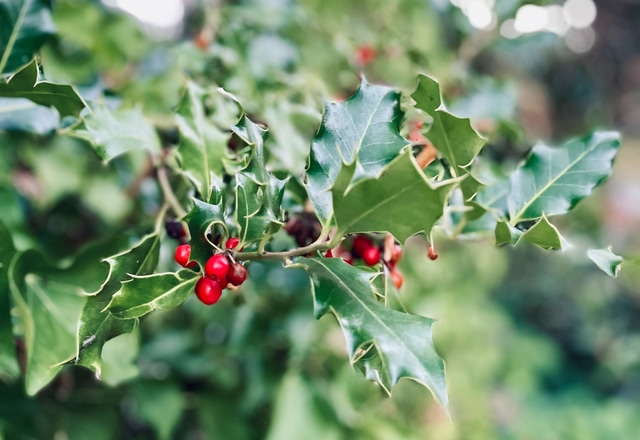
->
106;270;200;320
588;247;624;278
0;0;55;74
175;82;240;200
235;173;286;245
0;221;19;378
0;60;85;117
183;198;226;264
306;78;408;225
294;257;448;405
8;249;87;395
332;148;456;242
72;104;161;163
411;74;485;176
494;221;522;246
518;215;568;250
76;233;160;377
508;131;620;223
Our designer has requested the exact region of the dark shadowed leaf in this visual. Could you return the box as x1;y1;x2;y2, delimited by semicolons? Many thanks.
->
0;0;55;74
0;221;19;378
294;257;448;405
183;198;226;264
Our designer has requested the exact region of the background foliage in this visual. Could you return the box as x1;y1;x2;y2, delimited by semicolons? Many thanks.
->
1;0;640;438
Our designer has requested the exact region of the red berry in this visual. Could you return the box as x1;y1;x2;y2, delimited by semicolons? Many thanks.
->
352;235;372;257
204;254;230;280
225;237;240;250
362;246;380;266
355;44;376;66
227;262;247;286
390;243;402;264
390;269;403;289
427;246;438;261
325;249;334;258
195;277;223;305
174;244;191;267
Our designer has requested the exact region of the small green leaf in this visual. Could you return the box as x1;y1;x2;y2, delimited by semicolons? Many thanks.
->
72;104;161;163
411;74;485;176
0;60;85;117
0;0;55;74
183;198;226;264
295;257;448;404
494;221;522;246
76;233;160;377
133;381;186;440
518;215;569;250
588;247;624;277
175;82;238;200
0;221;19;378
8;250;87;395
508;131;620;223
306;78;408;225
332;148;456;242
107;270;199;320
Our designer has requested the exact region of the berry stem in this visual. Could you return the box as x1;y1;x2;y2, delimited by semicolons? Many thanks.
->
235;229;335;262
157;166;187;219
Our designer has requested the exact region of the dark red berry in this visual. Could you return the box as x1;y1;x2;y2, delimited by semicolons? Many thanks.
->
427;246;438;261
225;237;240;250
390;269;403;289
195;277;223;305
165;219;187;240
175;244;191;267
325;249;334;258
362;246;380;266
352;235;372;258
227;262;247;286
204;254;230;280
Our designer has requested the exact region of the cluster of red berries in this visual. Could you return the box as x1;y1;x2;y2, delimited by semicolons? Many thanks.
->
174;237;247;306
326;234;405;289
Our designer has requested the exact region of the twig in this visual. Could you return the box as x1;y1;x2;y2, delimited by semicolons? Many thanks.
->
157;166;187;218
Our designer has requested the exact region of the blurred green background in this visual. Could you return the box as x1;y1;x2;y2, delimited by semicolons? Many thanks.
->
1;0;640;438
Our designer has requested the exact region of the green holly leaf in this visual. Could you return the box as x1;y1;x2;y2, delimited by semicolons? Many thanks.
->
518;215;568;250
306;78;408;225
508;131;620;223
0;60;85;117
107;270;200;320
0;221;19;379
72;104;161;163
294;257;448;404
587;247;624;278
183;198;226;264
176;82;240;200
8;249;87;395
235;173;286;245
0;0;55;74
332;148;456;243
76;233;160;377
494;221;522;246
411;74;485;176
